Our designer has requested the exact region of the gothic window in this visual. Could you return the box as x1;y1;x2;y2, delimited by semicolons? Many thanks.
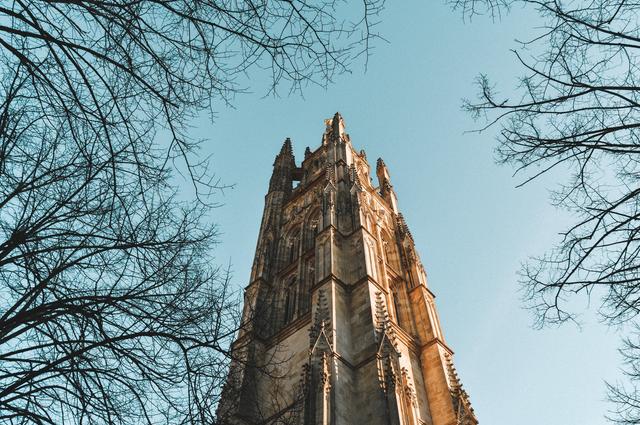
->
298;258;314;315
284;275;298;324
391;289;402;325
309;262;315;287
304;211;320;251
286;229;300;265
323;242;331;277
391;280;410;331
261;238;272;275
283;292;290;324
382;232;401;272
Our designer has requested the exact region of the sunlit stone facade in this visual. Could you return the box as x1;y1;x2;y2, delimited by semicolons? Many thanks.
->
218;113;477;425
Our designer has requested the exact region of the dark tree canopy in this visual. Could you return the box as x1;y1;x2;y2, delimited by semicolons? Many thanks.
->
0;0;382;423
450;0;640;422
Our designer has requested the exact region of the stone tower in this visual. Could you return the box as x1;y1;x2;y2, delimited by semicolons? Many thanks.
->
218;114;477;425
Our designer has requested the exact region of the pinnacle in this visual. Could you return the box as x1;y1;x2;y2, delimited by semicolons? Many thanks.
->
331;112;342;134
280;137;293;155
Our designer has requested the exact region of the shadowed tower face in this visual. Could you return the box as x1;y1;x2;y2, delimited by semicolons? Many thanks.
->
217;114;477;425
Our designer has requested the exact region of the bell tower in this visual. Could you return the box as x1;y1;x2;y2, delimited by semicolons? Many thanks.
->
218;113;477;425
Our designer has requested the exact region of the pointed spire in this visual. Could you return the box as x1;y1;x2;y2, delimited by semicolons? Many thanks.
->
376;158;391;186
280;137;293;156
269;138;296;193
272;138;295;166
332;112;342;136
376;157;399;212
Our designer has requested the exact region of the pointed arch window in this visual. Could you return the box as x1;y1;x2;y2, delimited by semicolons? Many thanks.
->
284;275;298;324
297;258;314;315
390;279;411;331
391;289;402;325
382;232;401;272
304;211;321;252
286;228;301;265
261;237;273;275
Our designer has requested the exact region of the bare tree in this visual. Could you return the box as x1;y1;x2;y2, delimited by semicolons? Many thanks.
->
449;0;640;421
0;0;383;423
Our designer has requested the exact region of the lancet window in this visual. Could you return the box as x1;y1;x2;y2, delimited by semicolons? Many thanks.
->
391;287;402;326
285;228;301;265
261;237;273;276
298;258;314;315
390;279;411;331
283;275;298;324
382;232;401;272
304;210;321;252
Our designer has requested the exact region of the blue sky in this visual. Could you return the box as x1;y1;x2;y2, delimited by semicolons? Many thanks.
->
185;2;621;423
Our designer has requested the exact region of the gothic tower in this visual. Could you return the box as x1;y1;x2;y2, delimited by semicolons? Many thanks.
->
218;114;477;425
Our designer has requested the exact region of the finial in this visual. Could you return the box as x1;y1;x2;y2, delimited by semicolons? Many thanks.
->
304;146;312;158
376;158;386;171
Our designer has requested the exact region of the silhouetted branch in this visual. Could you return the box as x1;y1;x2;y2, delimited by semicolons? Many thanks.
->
454;0;640;421
0;0;383;423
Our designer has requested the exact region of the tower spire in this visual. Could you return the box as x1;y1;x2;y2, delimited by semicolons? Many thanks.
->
332;112;342;137
269;137;296;194
280;137;293;156
219;114;477;425
376;157;399;213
